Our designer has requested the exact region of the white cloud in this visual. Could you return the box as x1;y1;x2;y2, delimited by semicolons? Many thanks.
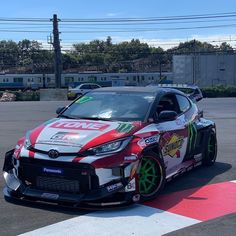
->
106;12;123;17
38;34;236;51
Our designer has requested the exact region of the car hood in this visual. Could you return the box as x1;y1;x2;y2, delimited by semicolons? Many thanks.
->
29;118;145;153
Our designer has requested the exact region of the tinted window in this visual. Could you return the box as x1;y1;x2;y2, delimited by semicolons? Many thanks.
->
176;95;191;113
62;92;155;122
157;94;179;114
91;84;100;89
81;84;91;89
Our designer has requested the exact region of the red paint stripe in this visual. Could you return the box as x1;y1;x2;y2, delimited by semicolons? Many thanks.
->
72;157;84;162
144;182;236;221
30;125;45;145
29;150;35;158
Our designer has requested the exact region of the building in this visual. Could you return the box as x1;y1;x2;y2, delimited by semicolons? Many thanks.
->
173;54;236;87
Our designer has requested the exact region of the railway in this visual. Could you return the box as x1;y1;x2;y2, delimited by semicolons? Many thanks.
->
0;71;173;89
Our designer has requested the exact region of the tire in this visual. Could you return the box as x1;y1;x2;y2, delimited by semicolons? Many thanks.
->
76;93;83;98
138;151;166;202
202;128;217;166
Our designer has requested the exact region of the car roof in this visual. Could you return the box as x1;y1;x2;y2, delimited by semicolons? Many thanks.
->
80;83;100;86
95;86;184;95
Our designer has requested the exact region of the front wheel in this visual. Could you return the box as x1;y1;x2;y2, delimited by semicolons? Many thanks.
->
76;93;83;98
202;128;217;166
138;152;166;202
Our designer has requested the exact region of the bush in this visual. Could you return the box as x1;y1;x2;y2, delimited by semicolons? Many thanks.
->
202;86;236;98
0;90;40;101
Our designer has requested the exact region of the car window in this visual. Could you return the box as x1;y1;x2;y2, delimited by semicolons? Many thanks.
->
91;84;100;89
62;91;155;122
81;84;91;89
156;94;179;115
176;95;191;113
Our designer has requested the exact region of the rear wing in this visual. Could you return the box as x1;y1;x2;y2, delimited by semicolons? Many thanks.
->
148;84;203;102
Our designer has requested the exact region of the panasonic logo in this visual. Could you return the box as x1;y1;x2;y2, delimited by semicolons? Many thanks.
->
43;167;63;174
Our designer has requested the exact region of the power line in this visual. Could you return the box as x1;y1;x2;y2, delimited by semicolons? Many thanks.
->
2;22;234;33
60;12;236;22
0;12;235;23
57;23;236;33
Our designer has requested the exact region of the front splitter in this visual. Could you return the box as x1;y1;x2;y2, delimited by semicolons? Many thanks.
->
3;186;134;211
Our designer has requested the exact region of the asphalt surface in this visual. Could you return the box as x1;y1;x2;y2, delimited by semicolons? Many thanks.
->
0;98;235;236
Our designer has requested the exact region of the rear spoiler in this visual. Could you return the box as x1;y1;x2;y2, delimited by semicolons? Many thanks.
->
148;84;203;102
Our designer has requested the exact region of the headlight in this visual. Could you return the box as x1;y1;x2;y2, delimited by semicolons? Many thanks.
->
88;137;132;156
24;132;32;150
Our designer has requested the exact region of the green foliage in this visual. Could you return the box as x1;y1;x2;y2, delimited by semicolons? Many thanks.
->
0;37;235;73
202;86;236;97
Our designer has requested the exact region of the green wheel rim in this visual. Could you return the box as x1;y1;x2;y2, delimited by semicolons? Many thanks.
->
139;157;161;195
208;133;216;161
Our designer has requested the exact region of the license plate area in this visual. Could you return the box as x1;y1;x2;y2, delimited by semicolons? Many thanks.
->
36;176;80;193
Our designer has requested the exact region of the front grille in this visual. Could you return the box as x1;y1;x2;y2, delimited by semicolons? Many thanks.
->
36;176;80;193
18;157;99;194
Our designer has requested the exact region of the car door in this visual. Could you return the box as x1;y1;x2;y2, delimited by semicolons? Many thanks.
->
155;93;189;174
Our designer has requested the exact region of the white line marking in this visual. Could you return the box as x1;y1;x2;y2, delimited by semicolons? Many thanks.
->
230;180;236;183
19;205;200;236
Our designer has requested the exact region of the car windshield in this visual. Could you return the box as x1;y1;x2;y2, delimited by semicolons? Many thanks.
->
61;91;155;122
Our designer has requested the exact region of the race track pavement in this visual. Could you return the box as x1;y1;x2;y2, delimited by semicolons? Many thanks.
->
19;180;236;236
0;98;236;236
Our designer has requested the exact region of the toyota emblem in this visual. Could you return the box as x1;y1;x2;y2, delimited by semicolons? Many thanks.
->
48;149;60;159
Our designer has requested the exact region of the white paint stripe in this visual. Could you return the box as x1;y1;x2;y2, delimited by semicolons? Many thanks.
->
230;180;236;183
19;205;200;236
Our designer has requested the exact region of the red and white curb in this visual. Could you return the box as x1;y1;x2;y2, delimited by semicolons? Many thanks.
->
19;181;236;236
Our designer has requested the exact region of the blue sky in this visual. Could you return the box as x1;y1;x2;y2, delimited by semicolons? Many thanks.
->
1;0;236;49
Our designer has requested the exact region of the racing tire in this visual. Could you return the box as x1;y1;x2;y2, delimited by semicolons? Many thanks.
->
202;128;217;166
138;151;166;202
76;93;83;98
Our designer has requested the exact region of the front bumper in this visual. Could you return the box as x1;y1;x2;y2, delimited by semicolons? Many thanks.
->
67;92;77;100
3;151;137;208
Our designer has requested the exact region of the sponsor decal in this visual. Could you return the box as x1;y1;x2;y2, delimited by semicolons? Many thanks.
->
38;132;82;147
187;123;198;154
76;96;93;104
116;123;135;133
162;133;184;158
107;182;123;192
124;155;137;161
138;135;160;147
50;121;109;131
125;178;136;192
51;132;80;141
42;167;64;174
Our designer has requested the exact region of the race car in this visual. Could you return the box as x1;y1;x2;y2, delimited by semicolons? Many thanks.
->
3;86;217;208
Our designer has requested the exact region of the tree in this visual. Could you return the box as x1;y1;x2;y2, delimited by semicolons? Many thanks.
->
218;42;234;53
0;40;19;71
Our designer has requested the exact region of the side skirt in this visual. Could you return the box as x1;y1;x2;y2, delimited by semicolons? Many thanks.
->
166;157;202;182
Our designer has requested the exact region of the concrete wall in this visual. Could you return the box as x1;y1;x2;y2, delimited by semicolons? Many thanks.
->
40;89;67;101
173;54;236;87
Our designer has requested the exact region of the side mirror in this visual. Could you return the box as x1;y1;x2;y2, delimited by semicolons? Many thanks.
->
158;111;177;122
56;107;65;115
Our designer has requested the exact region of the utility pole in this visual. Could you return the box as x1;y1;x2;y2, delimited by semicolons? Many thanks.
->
192;39;196;84
52;14;62;88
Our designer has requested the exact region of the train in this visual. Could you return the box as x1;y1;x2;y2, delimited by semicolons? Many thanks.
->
0;71;173;90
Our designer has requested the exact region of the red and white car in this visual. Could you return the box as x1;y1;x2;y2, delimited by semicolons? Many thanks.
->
3;86;217;208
